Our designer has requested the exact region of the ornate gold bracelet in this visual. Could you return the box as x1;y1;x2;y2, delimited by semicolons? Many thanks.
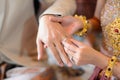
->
105;56;117;78
74;15;91;36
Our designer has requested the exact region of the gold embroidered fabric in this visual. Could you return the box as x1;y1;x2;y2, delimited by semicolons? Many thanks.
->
101;0;120;54
104;18;120;54
101;0;120;27
104;18;120;78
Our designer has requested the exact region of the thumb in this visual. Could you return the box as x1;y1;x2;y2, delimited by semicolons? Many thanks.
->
50;16;63;23
36;40;45;60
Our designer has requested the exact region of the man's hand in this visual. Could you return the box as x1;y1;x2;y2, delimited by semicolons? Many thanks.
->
36;15;72;67
62;38;107;67
51;16;83;35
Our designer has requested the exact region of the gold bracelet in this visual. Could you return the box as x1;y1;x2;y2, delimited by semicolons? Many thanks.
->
105;56;117;78
74;15;90;36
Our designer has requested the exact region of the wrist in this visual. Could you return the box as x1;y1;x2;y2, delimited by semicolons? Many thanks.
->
93;51;109;69
74;15;89;36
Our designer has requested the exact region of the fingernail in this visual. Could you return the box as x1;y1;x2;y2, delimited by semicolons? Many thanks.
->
59;62;64;67
68;62;72;67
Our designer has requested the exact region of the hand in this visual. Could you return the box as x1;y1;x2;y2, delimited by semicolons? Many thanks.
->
51;16;83;35
62;38;99;66
36;15;72;67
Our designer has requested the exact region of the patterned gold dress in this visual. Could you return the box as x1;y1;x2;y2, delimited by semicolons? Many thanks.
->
101;0;120;56
90;0;120;80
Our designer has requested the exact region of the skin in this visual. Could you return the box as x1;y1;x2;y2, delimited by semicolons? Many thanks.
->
62;38;120;78
50;0;120;78
37;15;83;67
51;16;83;35
36;0;120;78
36;15;72;67
36;0;76;67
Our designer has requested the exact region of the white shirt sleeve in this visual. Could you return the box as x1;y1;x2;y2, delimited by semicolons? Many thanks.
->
40;0;77;16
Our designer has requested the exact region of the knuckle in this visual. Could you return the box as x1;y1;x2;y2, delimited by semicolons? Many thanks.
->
51;33;57;40
52;36;56;40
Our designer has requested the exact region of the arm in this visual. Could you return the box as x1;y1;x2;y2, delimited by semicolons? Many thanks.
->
62;38;120;78
94;0;106;19
49;0;106;34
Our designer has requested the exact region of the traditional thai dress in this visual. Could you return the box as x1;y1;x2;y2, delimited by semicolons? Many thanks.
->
90;0;120;80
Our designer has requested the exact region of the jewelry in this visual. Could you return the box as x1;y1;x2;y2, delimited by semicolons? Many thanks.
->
101;0;120;78
74;15;90;36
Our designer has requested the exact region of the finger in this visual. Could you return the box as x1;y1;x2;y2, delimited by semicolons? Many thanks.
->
64;47;74;56
55;41;72;67
62;39;78;53
64;47;75;64
70;39;84;48
36;40;45;60
50;16;63;23
49;43;64;67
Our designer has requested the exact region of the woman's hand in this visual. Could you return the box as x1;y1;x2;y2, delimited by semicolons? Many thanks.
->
62;38;108;67
36;15;72;67
51;16;83;35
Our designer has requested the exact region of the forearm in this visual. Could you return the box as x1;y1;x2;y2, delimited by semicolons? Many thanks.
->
86;0;106;32
94;0;106;19
40;0;76;16
93;51;109;69
94;51;120;78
